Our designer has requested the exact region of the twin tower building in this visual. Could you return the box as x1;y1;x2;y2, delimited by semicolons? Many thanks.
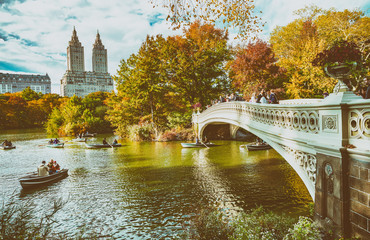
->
60;27;114;97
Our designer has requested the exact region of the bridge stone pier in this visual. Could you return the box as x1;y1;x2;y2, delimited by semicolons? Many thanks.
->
193;91;370;239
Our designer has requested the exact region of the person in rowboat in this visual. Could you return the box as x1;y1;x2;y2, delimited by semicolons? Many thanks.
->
53;160;60;173
38;161;49;176
113;139;118;145
102;138;108;145
48;139;53;144
53;138;60;144
2;140;11;146
47;159;54;174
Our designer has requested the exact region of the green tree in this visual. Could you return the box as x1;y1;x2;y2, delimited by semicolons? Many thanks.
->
21;87;41;101
109;35;169;137
166;21;232;107
46;94;112;136
45;108;64;135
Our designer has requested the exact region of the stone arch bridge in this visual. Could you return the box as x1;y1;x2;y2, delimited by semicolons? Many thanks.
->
193;92;370;239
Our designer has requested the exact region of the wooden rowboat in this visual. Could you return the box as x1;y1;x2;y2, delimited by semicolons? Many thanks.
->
82;133;97;138
19;169;69;189
240;143;272;151
181;142;218;148
0;145;16;150
73;138;87;142
85;143;122;149
47;143;64;148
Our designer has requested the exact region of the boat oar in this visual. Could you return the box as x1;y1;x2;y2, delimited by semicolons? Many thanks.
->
200;141;209;148
107;142;114;149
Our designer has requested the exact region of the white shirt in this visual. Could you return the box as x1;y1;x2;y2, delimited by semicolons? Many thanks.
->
261;96;268;104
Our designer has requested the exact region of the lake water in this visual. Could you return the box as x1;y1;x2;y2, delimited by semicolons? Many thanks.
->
0;129;312;239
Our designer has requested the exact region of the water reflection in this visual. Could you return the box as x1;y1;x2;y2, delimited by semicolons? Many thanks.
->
192;149;241;213
0;131;312;238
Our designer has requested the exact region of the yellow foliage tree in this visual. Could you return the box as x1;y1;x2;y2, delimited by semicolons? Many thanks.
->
270;6;368;98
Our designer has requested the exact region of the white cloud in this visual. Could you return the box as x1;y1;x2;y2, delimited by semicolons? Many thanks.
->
0;0;179;93
0;0;368;94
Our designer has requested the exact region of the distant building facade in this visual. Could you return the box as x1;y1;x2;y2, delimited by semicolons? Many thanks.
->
0;72;51;94
60;28;113;97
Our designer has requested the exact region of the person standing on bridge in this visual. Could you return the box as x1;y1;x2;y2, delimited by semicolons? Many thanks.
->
259;90;268;104
269;90;279;104
249;92;257;103
256;90;264;103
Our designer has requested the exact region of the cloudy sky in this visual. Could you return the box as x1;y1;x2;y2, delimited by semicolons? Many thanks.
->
0;0;369;94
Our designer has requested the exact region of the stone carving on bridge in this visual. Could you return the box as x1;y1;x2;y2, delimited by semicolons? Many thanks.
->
323;115;338;133
280;145;317;185
239;105;320;134
349;109;370;140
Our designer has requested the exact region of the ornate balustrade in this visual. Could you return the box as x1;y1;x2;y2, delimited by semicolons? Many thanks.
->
347;101;370;149
196;102;322;138
195;99;370;151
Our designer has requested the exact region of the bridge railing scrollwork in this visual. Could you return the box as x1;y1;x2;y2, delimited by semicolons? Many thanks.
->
347;102;370;149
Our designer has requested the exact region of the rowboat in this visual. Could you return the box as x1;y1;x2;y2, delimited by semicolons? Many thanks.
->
85;143;122;149
0;145;16;150
81;133;97;138
240;143;272;151
181;142;218;148
73;138;87;142
47;143;64;148
19;169;69;189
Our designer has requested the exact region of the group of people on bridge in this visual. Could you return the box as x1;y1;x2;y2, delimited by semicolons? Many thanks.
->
207;93;243;108
206;90;279;109
250;89;279;104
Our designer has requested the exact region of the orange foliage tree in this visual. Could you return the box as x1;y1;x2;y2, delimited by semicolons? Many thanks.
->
229;39;288;99
0;89;64;130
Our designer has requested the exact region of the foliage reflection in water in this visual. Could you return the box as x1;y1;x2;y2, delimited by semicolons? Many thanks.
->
0;130;312;238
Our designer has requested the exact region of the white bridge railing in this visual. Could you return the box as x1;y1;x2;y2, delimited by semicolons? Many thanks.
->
195;97;370;150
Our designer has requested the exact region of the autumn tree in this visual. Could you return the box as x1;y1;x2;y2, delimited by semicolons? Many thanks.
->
270;6;369;98
315;9;370;92
166;21;232;106
229;39;287;98
0;91;64;130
